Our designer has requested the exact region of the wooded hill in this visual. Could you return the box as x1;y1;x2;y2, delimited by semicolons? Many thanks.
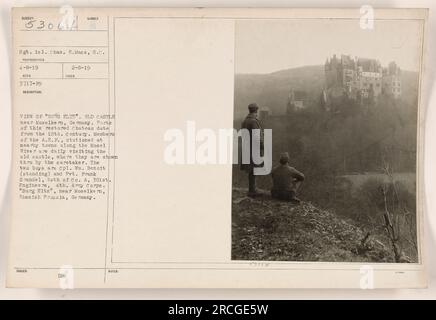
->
234;65;419;120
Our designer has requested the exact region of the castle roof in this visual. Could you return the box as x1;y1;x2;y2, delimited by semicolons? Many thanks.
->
325;55;385;73
356;58;381;72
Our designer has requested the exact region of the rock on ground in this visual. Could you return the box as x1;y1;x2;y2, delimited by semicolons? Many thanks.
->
231;188;394;262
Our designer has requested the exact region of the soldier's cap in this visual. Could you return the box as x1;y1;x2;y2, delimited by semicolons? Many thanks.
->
248;103;259;112
280;152;290;163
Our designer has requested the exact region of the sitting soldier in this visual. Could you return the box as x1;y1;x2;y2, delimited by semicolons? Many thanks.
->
271;152;305;203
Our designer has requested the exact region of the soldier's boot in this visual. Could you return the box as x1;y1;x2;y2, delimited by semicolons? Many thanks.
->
291;196;301;204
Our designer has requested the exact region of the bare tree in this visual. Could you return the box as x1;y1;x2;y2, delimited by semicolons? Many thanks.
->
380;158;414;263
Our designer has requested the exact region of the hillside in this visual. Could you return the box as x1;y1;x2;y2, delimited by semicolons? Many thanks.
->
234;65;419;120
234;65;325;120
232;188;395;262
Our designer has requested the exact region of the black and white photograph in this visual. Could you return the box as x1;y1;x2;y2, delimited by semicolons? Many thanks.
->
232;18;424;263
2;5;433;293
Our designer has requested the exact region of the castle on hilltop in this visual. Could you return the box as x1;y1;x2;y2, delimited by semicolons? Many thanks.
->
324;54;402;105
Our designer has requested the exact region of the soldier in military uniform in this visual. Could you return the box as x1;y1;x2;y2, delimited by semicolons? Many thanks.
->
271;152;305;203
240;103;264;197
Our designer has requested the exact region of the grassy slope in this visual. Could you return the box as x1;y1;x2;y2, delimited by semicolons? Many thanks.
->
231;188;394;262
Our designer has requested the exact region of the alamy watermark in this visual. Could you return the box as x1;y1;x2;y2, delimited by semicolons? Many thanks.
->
360;5;375;30
163;121;272;175
58;265;74;289
359;265;374;289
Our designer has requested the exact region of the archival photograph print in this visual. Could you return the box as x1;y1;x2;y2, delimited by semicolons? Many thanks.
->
232;18;424;263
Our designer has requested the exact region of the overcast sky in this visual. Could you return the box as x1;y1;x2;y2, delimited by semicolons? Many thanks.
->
235;19;424;74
